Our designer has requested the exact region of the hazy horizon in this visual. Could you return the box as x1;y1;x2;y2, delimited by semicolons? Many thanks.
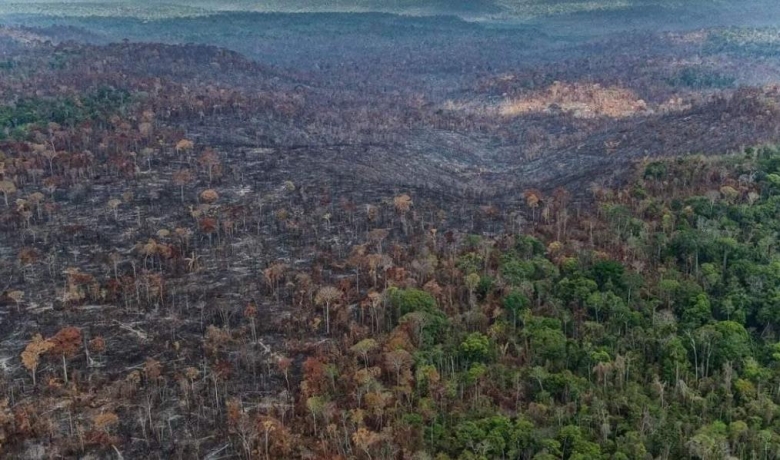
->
1;0;779;26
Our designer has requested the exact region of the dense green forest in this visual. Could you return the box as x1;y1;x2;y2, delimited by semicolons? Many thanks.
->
0;86;131;139
300;148;780;460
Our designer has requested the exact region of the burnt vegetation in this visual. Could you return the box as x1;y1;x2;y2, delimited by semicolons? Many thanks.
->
2;11;780;459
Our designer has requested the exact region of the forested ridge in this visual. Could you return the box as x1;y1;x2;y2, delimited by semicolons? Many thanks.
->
279;149;780;460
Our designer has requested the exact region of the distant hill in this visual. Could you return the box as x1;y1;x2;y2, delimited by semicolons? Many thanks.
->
1;0;778;24
3;0;780;43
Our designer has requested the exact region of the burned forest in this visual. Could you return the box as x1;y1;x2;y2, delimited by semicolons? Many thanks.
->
3;3;780;459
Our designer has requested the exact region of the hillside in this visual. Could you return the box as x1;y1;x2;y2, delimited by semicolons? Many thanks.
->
2;37;780;455
1;4;780;459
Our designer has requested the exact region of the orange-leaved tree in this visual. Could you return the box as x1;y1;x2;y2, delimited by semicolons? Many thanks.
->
21;334;54;386
48;327;82;383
